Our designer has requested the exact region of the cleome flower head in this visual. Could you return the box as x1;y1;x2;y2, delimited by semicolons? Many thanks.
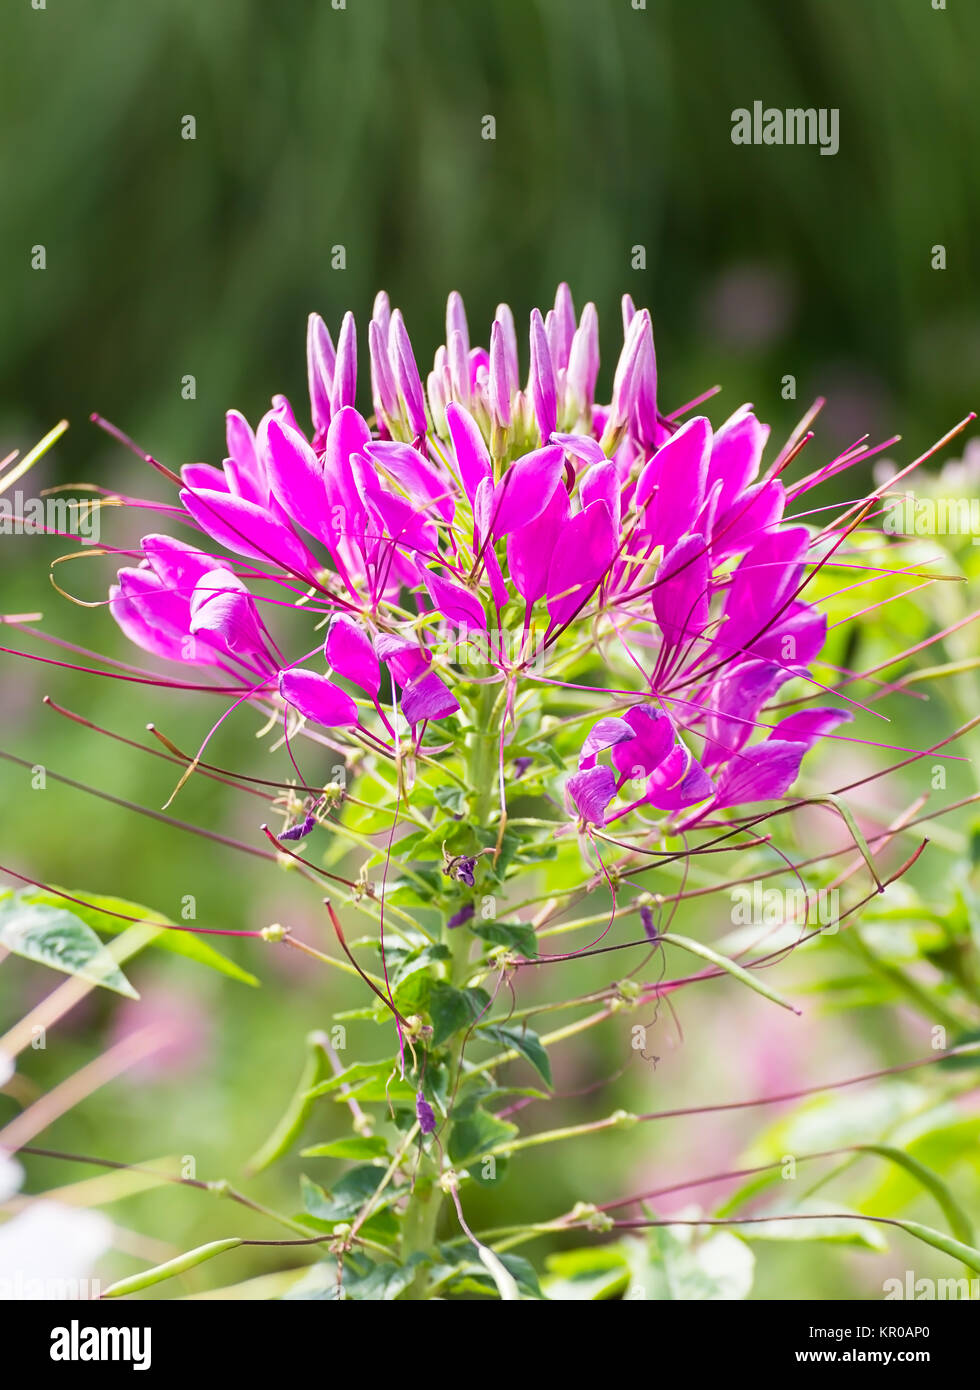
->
107;285;861;839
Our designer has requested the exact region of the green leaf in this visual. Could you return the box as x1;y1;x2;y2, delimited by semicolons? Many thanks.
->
624;1223;755;1301
245;1032;332;1174
889;1219;980;1274
737;1202;888;1251
660;932;797;1013
543;1246;630;1301
345;1255;428;1300
308;1060;414;1105
473;920;539;958
0;893;138;998
300;1165;394;1224
449;1106;519;1168
301;1135;390;1161
481;1024;553;1086
9;888;258;986
940;1030;980;1070
428;982;490;1046
855;1144;974;1247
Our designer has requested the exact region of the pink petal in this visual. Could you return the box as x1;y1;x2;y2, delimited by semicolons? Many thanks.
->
279;669;359;728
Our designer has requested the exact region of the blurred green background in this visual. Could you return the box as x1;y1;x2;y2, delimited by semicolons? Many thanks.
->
2;0;979;1299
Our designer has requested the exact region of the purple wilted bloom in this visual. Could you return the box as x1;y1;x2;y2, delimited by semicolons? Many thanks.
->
278;814;316;842
445;854;478;888
416;1092;436;1135
640;904;659;943
447;902;476;930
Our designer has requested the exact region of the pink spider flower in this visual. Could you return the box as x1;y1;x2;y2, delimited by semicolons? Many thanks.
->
106;285;873;838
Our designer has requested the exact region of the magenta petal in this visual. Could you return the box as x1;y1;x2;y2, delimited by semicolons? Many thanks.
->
330;311;357;415
716;526;811;665
181;462;229;492
375;633;430;686
179;487;318;579
648;416;712;552
307;312;336;440
710;740;807;810
364;440;454;523
565;765;616;825
580;716;635;769
261;417;332;545
646;745;714;810
491;444;565;537
750;600;826;666
579;461;621;530
446;402;492;507
508;487;570;608
279;669;359;728
652;532;710;650
323;406;372;520
401;669;459;724
552;432;606;468
110;570;193;664
771;707;852;748
529;307;558;441
142;534;219;595
546;499;617;628
712;478;786;558
610;704;674;778
703;659;790;766
424;571;488;630
325;614;381;698
189;569;268;660
708;406;769;511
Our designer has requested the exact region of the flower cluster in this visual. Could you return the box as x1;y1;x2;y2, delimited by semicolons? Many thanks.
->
107;285;854;841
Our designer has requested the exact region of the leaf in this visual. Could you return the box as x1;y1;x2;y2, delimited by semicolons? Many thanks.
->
428;982;490;1046
449;1106;519;1168
308;1060;414;1105
246;1032;332;1174
301;1135;390;1161
0;893;138;998
300;1165;394;1224
940;1030;980;1070
855;1143;974;1247
7;888;258;986
481;1024;553;1086
890;1219;980;1274
660;932;797;1013
623;1221;755;1301
473;920;539;958
543;1245;630;1301
737;1202;888;1251
344;1255;428;1300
